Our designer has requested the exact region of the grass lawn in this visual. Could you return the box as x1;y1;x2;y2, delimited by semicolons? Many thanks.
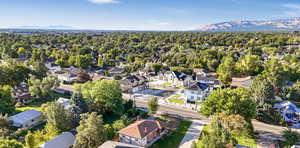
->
162;82;172;87
169;98;185;104
168;94;185;104
151;120;192;148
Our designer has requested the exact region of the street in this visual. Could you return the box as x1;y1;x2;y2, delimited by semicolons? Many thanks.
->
135;100;288;140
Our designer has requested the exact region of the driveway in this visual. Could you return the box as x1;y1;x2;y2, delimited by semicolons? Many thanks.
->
179;120;205;148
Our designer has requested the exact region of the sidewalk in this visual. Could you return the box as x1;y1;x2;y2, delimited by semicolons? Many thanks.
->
179;120;204;148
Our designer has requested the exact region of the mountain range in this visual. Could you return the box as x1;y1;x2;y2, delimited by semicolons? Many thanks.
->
195;17;300;32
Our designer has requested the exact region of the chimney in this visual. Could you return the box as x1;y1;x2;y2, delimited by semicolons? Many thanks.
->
144;127;149;133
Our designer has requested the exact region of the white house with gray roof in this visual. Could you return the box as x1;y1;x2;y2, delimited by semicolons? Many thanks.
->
9;110;43;128
39;132;75;148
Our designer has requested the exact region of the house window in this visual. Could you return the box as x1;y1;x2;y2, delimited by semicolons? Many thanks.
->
190;96;194;100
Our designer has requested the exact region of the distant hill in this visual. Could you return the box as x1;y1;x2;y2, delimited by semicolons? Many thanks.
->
7;25;73;30
194;17;300;32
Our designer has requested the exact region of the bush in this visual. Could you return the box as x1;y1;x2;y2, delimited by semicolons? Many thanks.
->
282;129;300;147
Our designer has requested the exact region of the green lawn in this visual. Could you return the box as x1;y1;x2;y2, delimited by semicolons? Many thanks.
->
168;94;185;104
236;136;257;148
169;98;185;104
162;82;172;87
151;120;192;148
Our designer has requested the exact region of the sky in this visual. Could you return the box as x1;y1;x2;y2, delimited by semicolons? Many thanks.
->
1;0;300;30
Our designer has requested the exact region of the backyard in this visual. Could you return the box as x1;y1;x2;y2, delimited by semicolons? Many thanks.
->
14;91;70;114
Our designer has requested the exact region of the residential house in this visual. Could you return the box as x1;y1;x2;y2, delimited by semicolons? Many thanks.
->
57;97;72;110
109;67;125;76
138;69;157;81
56;72;77;83
118;120;166;147
119;75;149;94
184;82;212;103
195;75;219;87
91;73;106;81
64;66;81;76
274;101;300;125
231;76;252;88
99;141;142;148
193;68;209;77
45;63;62;74
158;71;192;87
12;83;31;104
54;85;74;95
9;110;43;128
38;132;76;148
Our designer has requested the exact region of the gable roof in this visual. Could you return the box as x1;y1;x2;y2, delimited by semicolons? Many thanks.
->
57;97;72;110
231;76;252;88
118;120;165;139
186;82;209;91
172;71;187;81
9;110;42;124
39;132;75;148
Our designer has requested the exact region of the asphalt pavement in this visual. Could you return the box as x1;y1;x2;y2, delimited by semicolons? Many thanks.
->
135;100;289;140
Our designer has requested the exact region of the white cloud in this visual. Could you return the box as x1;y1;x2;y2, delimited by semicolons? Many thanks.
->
282;4;300;17
87;0;119;4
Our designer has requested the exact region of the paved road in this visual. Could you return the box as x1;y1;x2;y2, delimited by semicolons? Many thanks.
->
135;101;288;139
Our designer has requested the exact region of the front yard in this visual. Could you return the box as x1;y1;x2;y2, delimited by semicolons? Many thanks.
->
168;94;185;104
197;125;257;148
151;120;192;148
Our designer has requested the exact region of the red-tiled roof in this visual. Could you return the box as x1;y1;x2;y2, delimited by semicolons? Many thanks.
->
118;120;165;139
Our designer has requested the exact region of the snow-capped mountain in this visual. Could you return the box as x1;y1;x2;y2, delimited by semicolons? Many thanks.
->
195;17;300;31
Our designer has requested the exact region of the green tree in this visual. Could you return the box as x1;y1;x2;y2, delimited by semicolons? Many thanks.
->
77;80;124;115
44;102;73;133
70;92;88;113
282;129;300;147
0;139;23;148
0;60;31;86
25;124;59;148
74;112;107;148
151;63;163;73
217;57;235;86
263;59;287;90
201;88;256;121
28;76;59;99
199;114;237;148
148;97;159;114
25;132;36;148
0;86;14;114
235;54;262;76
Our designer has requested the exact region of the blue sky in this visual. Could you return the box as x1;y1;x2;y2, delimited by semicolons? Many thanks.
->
1;0;300;30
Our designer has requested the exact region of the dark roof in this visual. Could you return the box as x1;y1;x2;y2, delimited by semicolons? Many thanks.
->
172;71;187;81
196;75;219;85
120;75;148;87
186;82;209;91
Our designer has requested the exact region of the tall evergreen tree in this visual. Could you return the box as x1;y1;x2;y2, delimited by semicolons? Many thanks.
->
74;112;107;148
